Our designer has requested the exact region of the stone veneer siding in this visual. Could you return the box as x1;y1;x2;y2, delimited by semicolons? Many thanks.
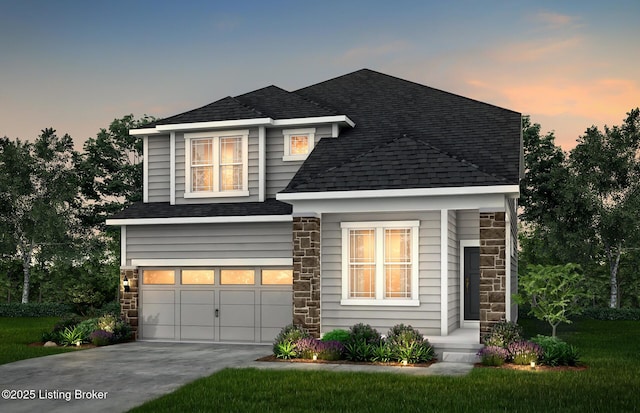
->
292;216;321;337
479;212;506;341
120;267;139;340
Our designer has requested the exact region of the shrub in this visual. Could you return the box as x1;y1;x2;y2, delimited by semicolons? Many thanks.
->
477;346;509;366
370;341;393;363
111;319;133;343
508;341;543;365
344;340;374;361
321;329;350;344
0;302;72;317
99;301;121;317
59;326;85;346
483;321;523;348
296;337;344;361
89;330;114;346
273;324;309;358
74;318;99;343
97;314;118;333
52;314;83;334
386;324;435;363
348;323;382;345
580;307;640;321
531;335;580;366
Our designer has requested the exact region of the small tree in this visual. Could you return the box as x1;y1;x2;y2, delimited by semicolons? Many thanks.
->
516;264;585;337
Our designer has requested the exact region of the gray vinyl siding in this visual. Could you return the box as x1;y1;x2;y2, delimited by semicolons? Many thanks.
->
266;125;332;198
457;210;479;240
125;222;292;264
174;129;260;204
447;210;459;332
320;211;442;336
147;135;170;202
508;198;519;321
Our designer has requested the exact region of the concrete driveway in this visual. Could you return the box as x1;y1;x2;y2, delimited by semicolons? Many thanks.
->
0;342;271;413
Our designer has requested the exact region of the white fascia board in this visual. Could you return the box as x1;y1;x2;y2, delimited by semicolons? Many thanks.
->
287;193;509;215
272;115;355;128
106;215;293;226
130;128;161;136
277;185;520;201
155;118;273;132
131;258;292;267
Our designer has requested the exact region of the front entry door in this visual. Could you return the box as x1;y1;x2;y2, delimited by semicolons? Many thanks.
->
464;247;480;320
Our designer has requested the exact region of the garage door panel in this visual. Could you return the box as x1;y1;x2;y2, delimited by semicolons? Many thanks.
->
142;303;175;325
181;325;215;341
261;327;281;342
261;304;292;328
220;305;255;326
261;290;292;305
181;290;214;304
220;327;254;342
142;324;175;340
143;290;175;304
220;290;254;304
181;305;215;326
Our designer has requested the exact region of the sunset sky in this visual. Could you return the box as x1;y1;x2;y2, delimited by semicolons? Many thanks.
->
1;0;638;151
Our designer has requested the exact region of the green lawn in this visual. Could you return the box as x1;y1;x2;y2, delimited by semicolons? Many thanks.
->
130;319;640;413
0;317;79;365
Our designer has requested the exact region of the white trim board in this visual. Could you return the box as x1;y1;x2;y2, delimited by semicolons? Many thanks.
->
128;115;355;135
440;210;448;336
169;132;176;205
131;258;293;267
277;185;520;201
107;215;293;226
142;136;149;203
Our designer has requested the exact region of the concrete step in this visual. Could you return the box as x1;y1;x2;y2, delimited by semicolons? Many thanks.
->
441;351;480;363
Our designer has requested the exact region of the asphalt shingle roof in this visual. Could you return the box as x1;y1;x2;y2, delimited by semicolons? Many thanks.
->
110;198;291;220
235;85;336;119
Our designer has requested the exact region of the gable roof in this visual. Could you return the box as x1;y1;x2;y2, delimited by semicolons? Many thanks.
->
148;96;263;126
283;69;521;192
235;85;336;119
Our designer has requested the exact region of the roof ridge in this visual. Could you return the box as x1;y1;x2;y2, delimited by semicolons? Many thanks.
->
229;95;265;117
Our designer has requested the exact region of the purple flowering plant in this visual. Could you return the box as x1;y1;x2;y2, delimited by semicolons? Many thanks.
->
508;341;543;365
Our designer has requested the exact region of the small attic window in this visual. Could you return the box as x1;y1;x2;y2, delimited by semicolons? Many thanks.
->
283;128;315;161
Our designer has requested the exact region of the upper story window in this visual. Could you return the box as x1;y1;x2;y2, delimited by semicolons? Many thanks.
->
283;128;315;161
341;221;420;306
184;130;249;198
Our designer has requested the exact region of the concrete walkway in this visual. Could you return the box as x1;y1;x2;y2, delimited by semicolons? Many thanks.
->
0;342;474;413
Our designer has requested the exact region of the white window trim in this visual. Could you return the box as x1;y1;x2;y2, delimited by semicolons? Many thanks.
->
282;128;315;162
340;221;420;306
184;130;249;198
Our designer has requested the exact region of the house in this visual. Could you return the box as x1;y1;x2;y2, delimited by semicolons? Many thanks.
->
106;69;521;349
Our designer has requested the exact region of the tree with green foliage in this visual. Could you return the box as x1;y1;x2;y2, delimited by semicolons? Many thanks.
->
569;108;640;308
516;264;585;337
0;129;82;303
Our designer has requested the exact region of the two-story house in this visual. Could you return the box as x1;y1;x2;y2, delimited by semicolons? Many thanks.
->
107;69;521;351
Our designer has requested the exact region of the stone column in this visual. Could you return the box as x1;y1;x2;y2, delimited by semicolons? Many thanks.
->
292;216;321;338
120;267;139;340
479;212;506;342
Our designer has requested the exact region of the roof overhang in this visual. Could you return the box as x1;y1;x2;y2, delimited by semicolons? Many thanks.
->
129;115;355;136
276;185;520;201
106;214;293;226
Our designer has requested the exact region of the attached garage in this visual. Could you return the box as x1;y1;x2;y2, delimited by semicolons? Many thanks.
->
139;267;292;343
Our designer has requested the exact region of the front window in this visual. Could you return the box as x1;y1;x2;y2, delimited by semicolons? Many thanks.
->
185;130;248;197
283;128;315;161
341;221;419;306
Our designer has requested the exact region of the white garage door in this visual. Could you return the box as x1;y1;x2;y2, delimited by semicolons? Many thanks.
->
139;268;292;343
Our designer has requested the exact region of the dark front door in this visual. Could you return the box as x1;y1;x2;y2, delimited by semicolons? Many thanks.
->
464;247;480;320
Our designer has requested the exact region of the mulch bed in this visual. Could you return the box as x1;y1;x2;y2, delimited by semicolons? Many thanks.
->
28;342;96;349
256;354;436;368
474;362;588;372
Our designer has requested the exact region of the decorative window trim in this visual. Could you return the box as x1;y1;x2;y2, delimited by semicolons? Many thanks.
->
184;130;249;198
340;221;420;306
282;128;315;161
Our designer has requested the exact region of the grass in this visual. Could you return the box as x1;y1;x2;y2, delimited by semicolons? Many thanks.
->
130;319;640;413
0;317;79;365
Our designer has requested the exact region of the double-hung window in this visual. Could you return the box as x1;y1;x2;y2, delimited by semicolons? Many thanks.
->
341;221;420;306
184;130;249;197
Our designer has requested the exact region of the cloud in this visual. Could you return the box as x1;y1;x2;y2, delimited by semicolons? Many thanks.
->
491;36;583;63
